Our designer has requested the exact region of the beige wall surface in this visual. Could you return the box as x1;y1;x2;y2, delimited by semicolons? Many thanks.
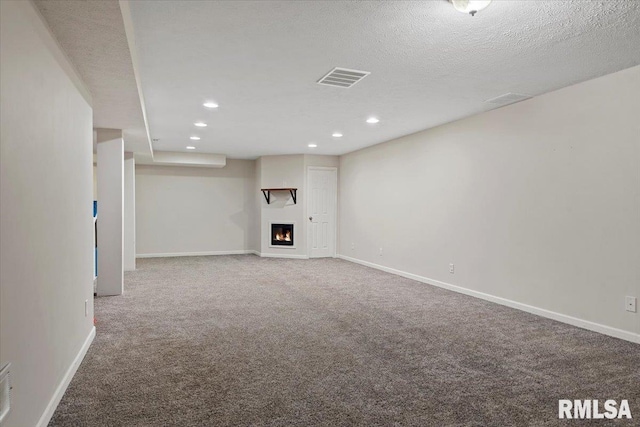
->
304;154;340;169
259;155;306;256
124;154;136;271
136;154;339;258
253;157;263;252
93;164;98;200
0;2;95;426
257;155;339;257
135;160;257;256
339;66;640;339
96;131;124;296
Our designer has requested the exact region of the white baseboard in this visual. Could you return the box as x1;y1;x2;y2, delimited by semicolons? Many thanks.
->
137;250;254;258
254;251;309;259
138;250;310;260
36;326;96;427
337;254;640;345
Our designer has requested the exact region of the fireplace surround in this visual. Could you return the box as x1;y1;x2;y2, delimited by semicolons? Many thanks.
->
270;222;295;247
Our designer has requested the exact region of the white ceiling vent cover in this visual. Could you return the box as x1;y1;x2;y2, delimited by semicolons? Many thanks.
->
317;68;370;88
485;93;532;106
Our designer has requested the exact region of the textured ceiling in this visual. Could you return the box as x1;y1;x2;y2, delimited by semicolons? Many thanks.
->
37;1;640;159
127;0;640;158
35;0;150;154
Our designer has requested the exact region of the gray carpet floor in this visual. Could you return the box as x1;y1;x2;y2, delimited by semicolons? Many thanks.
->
50;255;639;426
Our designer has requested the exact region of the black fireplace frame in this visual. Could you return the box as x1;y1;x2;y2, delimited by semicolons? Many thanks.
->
270;223;294;247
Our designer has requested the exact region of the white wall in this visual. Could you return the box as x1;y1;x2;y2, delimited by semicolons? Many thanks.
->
259;155;306;257
93;164;98;200
304;155;340;170
339;66;640;342
136;155;338;259
124;154;136;270
96;130;124;296
253;158;263;253
257;155;339;257
0;2;95;426
135;160;256;256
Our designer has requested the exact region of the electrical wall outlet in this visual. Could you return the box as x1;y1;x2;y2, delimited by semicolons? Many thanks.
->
625;296;637;313
351;242;355;250
449;263;454;274
379;247;383;256
85;300;88;317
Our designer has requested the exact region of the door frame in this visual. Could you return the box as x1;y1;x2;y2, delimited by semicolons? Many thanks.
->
306;166;338;258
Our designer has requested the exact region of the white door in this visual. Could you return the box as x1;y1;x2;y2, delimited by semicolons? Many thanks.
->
307;167;337;258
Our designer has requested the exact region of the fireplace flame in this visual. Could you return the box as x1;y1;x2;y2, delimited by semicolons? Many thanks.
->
274;231;292;242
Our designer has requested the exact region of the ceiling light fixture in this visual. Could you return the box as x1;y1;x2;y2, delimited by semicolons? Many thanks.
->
189;136;200;140
366;117;379;124
450;0;492;16
194;122;207;127
308;143;317;148
186;146;196;150
332;132;343;138
203;102;218;109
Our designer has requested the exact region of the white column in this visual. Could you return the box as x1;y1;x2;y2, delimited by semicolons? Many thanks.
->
124;153;136;271
96;129;124;296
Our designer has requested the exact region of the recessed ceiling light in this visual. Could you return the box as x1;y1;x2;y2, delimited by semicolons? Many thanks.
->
450;0;492;16
203;102;218;109
189;136;200;140
186;146;196;150
308;143;317;148
332;132;343;138
194;122;207;127
366;117;379;124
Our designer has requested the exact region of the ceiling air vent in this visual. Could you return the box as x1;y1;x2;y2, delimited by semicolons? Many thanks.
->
317;68;370;88
485;93;532;106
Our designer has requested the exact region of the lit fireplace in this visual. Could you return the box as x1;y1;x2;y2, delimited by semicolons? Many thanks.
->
274;230;292;242
271;223;294;246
